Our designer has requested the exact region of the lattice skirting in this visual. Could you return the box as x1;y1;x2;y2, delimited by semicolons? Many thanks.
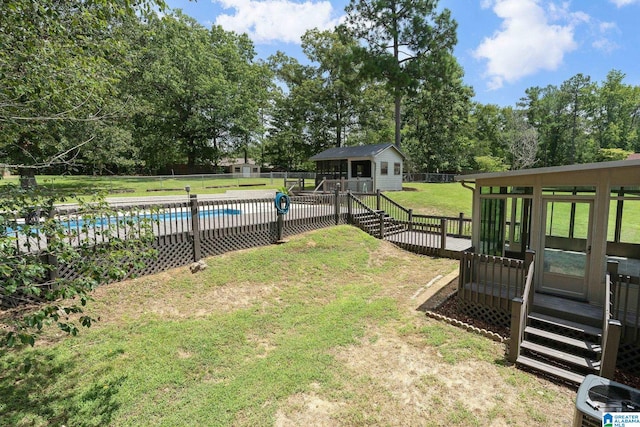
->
201;227;278;257
283;215;339;237
134;240;194;277
617;343;640;375
457;298;511;329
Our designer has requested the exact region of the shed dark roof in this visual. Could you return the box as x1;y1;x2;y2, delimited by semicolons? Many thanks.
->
309;143;404;161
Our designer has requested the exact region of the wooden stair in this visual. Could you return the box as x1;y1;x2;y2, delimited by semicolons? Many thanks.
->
352;210;405;238
515;311;603;385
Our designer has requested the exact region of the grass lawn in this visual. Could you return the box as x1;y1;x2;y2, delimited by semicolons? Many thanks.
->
0;226;576;426
0;175;285;198
391;183;472;217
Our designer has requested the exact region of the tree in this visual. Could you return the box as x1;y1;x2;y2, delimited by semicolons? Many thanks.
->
403;54;473;172
0;0;165;176
591;70;640;153
125;13;271;172
343;0;457;148
0;186;156;350
0;0;163;350
301;29;392;149
502;108;539;170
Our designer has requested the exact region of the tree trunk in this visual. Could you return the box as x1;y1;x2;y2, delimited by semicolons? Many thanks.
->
18;168;38;189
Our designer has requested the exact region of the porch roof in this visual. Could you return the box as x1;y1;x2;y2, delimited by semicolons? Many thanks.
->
309;143;405;162
456;159;640;184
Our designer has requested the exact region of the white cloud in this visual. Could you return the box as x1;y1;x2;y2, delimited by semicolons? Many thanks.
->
593;38;619;53
214;0;341;44
473;0;582;90
610;0;640;7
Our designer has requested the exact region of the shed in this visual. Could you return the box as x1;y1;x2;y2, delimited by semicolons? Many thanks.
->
309;143;405;192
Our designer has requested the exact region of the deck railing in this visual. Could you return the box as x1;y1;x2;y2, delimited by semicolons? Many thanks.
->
458;251;532;310
600;262;623;378
609;262;640;345
508;253;536;362
350;190;472;238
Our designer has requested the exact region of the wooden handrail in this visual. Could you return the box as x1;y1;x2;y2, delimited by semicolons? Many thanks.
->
600;264;622;379
508;251;535;363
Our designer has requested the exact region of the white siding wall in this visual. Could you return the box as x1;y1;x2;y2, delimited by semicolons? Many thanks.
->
374;148;403;191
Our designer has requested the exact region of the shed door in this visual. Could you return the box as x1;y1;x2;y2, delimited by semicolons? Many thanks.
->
242;166;251;177
539;199;593;300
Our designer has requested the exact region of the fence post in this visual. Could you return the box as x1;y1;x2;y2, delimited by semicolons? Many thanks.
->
509;297;524;363
458;212;464;236
376;189;381;210
47;208;59;281
600;320;622;379
379;211;385;239
190;194;201;262
440;218;447;251
334;183;341;225
408;208;413;231
277;212;284;242
347;190;353;224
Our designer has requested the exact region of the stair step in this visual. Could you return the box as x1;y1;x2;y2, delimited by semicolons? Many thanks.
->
524;326;601;353
528;312;602;338
516;355;585;384
520;340;600;370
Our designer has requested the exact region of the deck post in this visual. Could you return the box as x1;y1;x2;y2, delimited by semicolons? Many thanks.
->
509;297;524;363
440;219;447;251
408;209;413;231
376;189;381;210
190;194;201;262
379;211;385;239
334;183;341;225
347;190;353;224
458;212;464;236
600;319;622;379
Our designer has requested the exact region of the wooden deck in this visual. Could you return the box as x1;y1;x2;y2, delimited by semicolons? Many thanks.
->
461;282;603;324
385;230;472;252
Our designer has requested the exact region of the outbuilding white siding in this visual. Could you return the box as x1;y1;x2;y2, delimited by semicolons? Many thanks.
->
373;147;403;191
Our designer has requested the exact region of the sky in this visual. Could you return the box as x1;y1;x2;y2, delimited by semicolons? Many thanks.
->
164;0;640;106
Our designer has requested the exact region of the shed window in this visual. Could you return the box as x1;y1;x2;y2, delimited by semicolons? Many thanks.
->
381;162;388;175
394;162;401;175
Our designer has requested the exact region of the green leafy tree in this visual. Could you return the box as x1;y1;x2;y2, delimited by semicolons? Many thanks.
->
301;29;392;149
0;186;156;349
343;0;457;148
403;54;473;172
0;0;165;177
591;70;640;153
125;12;271;172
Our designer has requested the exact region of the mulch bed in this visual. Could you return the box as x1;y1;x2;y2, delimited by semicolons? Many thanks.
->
422;283;640;390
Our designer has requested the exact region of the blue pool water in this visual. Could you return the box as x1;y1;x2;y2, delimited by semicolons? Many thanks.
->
5;207;242;233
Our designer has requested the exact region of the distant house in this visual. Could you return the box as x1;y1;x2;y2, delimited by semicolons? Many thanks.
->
309;143;405;192
219;158;261;177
